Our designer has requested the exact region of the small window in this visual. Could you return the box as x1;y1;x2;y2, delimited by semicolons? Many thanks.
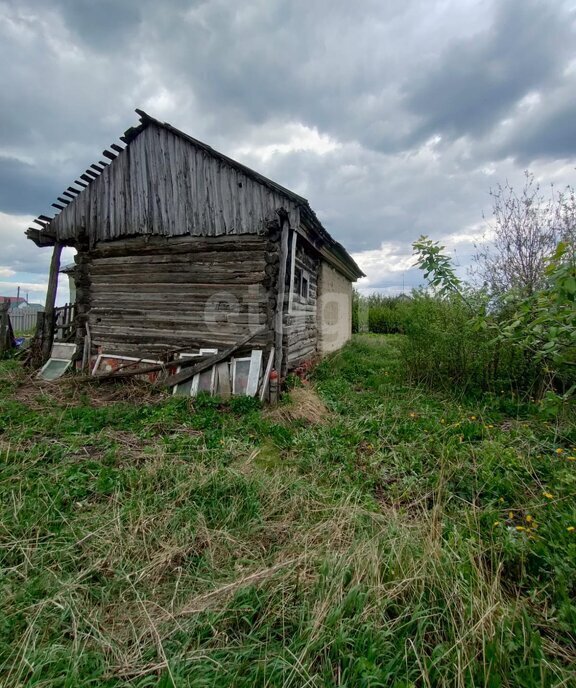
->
301;272;309;300
293;267;310;300
294;267;302;295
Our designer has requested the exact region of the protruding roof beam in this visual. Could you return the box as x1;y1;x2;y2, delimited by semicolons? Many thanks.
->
57;196;71;205
26;227;56;247
67;186;81;195
62;191;76;200
102;150;116;161
110;143;124;153
52;202;65;210
84;169;99;179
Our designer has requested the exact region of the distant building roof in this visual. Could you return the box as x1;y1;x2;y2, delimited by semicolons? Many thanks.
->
0;296;25;302
0;296;26;306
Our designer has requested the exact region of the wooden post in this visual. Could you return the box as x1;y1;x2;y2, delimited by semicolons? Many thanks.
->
41;242;63;363
275;211;290;376
0;302;10;356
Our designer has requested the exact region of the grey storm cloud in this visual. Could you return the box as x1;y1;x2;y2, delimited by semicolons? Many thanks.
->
0;0;575;296
403;0;576;146
0;157;60;215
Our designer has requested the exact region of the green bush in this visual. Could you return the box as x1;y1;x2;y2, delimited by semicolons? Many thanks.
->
399;292;537;395
352;292;412;334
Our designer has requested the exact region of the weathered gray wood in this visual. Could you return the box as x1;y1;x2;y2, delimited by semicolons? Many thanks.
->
275;216;290;375
41;242;63;363
215;362;231;399
0;302;11;355
163;327;266;388
47;124;301;244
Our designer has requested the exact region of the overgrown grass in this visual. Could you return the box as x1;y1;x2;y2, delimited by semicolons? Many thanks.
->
1;336;575;686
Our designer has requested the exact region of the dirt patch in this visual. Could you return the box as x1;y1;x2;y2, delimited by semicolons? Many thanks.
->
12;375;168;410
266;385;331;424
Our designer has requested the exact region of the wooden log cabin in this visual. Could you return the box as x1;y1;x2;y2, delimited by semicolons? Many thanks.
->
26;110;364;377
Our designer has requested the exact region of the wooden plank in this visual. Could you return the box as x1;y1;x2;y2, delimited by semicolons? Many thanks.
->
0;303;9;355
215;362;231;399
163;327;266;388
41;242;63;363
259;347;275;402
274;215;290;375
246;349;263;397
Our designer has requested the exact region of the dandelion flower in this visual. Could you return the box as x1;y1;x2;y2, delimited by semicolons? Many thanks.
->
516;526;526;531
493;521;500;527
556;448;564;454
525;515;533;523
543;492;554;499
568;527;575;532
509;512;514;519
440;419;445;424
567;456;576;461
470;415;476;420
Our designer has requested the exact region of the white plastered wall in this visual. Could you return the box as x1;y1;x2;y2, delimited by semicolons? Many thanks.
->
317;260;352;355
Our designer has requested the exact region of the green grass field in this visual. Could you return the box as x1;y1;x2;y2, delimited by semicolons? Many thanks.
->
1;335;575;687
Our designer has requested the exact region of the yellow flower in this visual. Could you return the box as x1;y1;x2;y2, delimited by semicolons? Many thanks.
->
499;497;504;503
567;456;576;461
508;512;514;519
567;527;575;532
543;492;554;499
493;521;500;527
470;415;476;420
440;419;445;424
556;448;564;454
516;526;526;531
409;412;416;418
485;424;494;429
525;515;533;523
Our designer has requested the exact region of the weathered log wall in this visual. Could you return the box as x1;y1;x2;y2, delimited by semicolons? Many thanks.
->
83;233;278;358
283;234;319;372
50;124;300;245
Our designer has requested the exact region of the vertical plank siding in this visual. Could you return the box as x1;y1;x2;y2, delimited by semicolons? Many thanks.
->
50;125;300;245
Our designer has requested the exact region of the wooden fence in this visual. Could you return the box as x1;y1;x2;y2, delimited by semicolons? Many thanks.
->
55;303;77;341
9;307;43;333
9;303;76;341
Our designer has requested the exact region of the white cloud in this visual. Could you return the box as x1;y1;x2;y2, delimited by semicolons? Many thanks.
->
234;123;341;162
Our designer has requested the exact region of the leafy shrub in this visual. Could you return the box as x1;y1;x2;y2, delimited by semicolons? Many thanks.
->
352;292;412;334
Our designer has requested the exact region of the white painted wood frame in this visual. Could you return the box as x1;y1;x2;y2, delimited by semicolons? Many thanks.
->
259;347;275;402
91;353;161;377
246;349;263;397
191;349;218;397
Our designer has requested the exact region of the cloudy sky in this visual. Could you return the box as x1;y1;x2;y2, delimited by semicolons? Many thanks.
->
1;0;575;304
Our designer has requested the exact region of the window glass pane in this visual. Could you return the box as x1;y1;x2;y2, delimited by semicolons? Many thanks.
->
197;369;213;393
38;359;71;381
233;359;251;395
